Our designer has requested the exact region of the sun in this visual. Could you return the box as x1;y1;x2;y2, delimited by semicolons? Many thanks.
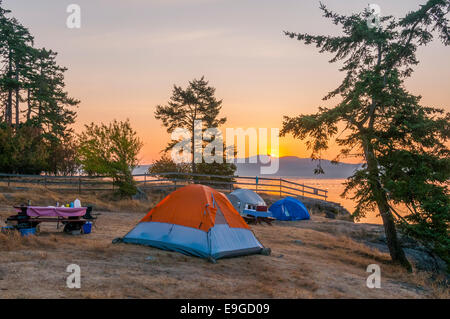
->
268;149;280;158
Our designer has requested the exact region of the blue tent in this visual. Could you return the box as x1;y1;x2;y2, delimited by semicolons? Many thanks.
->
269;197;310;221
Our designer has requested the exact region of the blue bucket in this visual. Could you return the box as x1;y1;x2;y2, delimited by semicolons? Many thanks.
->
82;222;92;234
19;228;36;236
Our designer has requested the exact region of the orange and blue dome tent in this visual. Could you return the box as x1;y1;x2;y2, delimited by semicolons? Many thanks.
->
114;184;270;261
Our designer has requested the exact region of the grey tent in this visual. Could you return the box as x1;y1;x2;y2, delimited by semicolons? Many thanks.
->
227;189;270;217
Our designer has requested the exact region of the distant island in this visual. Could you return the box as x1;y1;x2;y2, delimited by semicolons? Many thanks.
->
134;156;362;179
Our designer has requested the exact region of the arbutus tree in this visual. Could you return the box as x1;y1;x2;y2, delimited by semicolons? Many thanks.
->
281;1;449;271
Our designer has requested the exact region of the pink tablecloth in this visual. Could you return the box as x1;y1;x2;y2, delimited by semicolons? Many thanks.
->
16;206;87;217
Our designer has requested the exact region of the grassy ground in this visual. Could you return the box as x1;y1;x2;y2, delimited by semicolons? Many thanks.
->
0;188;448;299
0;185;157;213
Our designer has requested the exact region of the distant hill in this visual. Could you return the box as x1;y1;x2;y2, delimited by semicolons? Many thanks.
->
133;156;362;179
133;165;151;175
235;156;362;178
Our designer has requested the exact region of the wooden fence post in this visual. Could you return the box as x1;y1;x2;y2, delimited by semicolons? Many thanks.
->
279;178;282;197
8;175;10;187
78;177;81;194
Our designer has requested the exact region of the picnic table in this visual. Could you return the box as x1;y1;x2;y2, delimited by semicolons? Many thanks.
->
6;206;96;234
241;208;276;226
243;215;276;226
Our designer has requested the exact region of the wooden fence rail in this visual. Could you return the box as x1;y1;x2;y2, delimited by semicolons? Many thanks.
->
0;172;328;201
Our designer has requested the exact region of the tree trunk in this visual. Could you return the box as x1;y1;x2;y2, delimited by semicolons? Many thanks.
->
6;50;13;125
38;63;43;121
363;140;412;271
38;100;42;120
27;89;31;121
191;129;196;175
15;70;20;126
376;193;411;271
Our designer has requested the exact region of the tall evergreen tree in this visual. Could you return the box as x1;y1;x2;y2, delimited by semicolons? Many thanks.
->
0;1;79;175
282;1;449;270
0;2;33;125
29;48;79;147
155;76;230;175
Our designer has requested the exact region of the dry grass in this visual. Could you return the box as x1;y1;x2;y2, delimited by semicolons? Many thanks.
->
0;187;447;299
0;202;447;299
0;185;153;213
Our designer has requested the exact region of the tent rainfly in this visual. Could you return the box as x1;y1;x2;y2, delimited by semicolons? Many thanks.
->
114;184;270;262
227;189;270;218
269;197;310;221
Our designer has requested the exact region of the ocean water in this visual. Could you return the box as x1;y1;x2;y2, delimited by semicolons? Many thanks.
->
284;178;390;224
284;178;373;223
244;177;383;225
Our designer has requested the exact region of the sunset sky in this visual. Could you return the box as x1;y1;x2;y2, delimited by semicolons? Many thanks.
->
4;0;450;164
